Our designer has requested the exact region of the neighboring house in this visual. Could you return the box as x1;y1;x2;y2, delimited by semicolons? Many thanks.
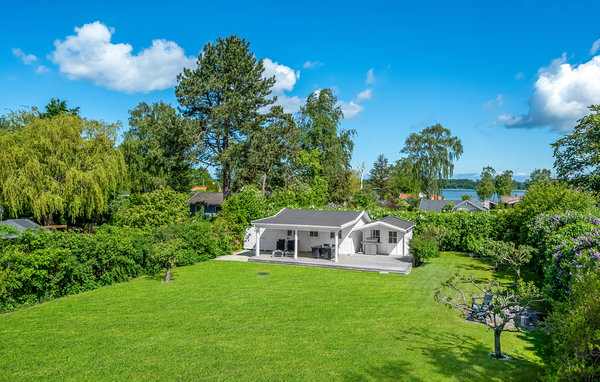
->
400;193;444;200
419;198;488;212
245;208;415;262
188;192;224;217
487;195;523;209
190;186;207;192
0;219;43;239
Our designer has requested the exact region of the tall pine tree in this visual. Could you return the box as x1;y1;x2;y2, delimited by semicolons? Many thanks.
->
175;35;275;199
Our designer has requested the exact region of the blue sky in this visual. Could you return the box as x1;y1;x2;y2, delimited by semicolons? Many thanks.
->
2;0;600;181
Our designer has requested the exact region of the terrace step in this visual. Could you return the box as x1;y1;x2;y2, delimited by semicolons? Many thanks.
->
247;257;412;274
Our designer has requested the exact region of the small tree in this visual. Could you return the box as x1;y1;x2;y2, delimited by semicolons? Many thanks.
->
503;244;535;279
421;224;450;248
435;275;542;359
153;238;184;283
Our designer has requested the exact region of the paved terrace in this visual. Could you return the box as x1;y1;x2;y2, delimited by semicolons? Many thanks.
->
215;251;413;274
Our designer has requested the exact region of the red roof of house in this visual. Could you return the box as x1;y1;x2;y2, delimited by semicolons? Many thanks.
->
190;186;207;192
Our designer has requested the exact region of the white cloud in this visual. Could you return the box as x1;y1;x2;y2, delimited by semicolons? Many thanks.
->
50;21;196;93
263;58;300;93
499;53;600;132
515;172;528;177
366;68;375;84
303;60;323;69
338;100;364;119
356;88;373;102
483;94;504;109
261;58;304;113
591;38;600;55
36;65;50;74
12;48;37;64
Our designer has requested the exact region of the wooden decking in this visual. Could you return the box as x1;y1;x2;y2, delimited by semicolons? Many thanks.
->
215;251;413;274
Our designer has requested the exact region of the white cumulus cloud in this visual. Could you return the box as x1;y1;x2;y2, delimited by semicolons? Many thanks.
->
12;48;37;64
483;94;504;109
499;53;600;132
262;58;304;113
50;21;196;93
36;65;50;74
366;68;375;84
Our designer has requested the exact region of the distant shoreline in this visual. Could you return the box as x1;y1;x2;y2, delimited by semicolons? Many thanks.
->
442;188;527;192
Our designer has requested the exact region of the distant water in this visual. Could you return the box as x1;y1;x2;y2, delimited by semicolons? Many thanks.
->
440;189;526;202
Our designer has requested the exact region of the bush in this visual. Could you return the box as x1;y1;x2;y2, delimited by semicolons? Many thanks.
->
116;188;189;228
220;186;267;248
409;234;439;266
543;273;600;381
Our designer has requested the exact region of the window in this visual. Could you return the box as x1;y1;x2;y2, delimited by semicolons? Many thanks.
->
330;231;342;239
310;231;319;237
287;230;293;237
370;230;380;241
389;231;398;244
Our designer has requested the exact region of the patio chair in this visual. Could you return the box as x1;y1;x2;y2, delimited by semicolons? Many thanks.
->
284;239;295;257
312;246;320;258
272;239;286;257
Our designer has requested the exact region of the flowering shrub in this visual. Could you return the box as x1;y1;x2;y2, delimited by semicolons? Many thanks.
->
544;225;600;301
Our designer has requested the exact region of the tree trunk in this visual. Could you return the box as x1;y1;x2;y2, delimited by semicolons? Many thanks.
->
516;267;521;279
222;126;232;200
262;172;267;194
494;329;502;358
164;266;172;283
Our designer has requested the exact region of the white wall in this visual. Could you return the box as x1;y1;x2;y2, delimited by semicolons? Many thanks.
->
357;224;414;256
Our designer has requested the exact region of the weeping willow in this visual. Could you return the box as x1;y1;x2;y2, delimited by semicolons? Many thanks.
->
0;112;125;224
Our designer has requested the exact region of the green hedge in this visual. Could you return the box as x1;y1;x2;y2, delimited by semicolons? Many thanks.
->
0;220;231;313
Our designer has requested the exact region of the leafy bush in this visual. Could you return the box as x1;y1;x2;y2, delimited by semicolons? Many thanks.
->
220;186;268;248
543;273;600;381
116;188;189;228
409;234;439;266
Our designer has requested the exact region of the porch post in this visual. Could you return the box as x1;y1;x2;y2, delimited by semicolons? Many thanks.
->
334;231;339;262
294;229;298;259
255;226;261;257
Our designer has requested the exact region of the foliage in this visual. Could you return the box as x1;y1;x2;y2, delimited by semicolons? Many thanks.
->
176;35;275;199
297;89;355;204
552;105;600;195
401;124;463;199
435;275;542;359
219;186;268;248
525;168;552;189
369;154;393;199
151;236;184;282
495;170;515;197
420;224;451;248
0;111;125;224
232;106;300;193
461;194;470;200
116;188;189;229
543;273;600;381
391;157;421;195
121;102;196;193
353;188;378;210
409;234;439;265
506;181;595;243
39;98;80;119
476;166;496;200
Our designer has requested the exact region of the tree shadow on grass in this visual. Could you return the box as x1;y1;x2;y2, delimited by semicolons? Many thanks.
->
391;328;542;381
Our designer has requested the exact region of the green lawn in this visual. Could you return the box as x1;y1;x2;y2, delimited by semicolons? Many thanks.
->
0;252;543;381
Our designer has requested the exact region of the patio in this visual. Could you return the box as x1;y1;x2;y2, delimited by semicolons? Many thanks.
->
215;250;413;274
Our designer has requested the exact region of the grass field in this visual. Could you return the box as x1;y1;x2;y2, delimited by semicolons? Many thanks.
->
0;252;543;381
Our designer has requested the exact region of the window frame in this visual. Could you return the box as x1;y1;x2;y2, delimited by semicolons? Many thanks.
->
389;231;398;244
309;231;319;237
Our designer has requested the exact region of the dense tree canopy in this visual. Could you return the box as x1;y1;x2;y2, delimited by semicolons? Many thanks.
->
232;106;300;193
297;89;355;203
495;170;514;197
121;102;196;193
175;35;275;199
476;166;496;200
401;124;463;199
0;111;125;224
552;105;600;195
369;154;393;199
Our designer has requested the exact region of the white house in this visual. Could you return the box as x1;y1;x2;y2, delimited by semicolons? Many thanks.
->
245;209;415;262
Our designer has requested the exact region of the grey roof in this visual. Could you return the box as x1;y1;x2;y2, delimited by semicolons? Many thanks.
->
454;198;488;211
188;192;224;206
418;199;459;212
0;219;42;239
252;209;364;228
376;216;416;230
